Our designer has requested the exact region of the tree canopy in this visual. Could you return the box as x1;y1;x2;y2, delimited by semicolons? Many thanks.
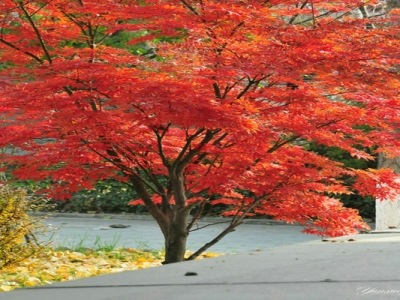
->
0;0;399;263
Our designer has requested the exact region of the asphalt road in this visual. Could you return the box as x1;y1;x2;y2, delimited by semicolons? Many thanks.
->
40;216;320;253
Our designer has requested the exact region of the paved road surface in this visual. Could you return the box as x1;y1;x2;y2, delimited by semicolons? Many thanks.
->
41;216;320;253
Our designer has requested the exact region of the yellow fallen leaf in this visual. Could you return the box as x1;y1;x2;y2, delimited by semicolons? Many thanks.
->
5;276;17;281
73;271;86;279
56;266;71;274
28;277;41;284
68;252;86;261
0;286;14;292
146;257;155;262
136;257;147;263
204;253;218;258
24;281;37;287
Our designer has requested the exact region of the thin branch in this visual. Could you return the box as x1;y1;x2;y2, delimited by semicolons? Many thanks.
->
0;37;43;64
189;220;232;232
172;128;206;170
60;10;88;38
154;126;171;168
214;132;229;145
134;158;166;195
63;86;73;96
110;146;163;196
311;0;316;27
315;118;344;129
293;11;331;26
95;33;111;45
187;200;207;231
267;135;300;153
213;83;222;99
221;81;239;98
180;0;200;16
229;21;245;37
87;21;95;48
326;6;361;25
236;75;268;99
66;80;112;105
322;90;357;97
29;1;51;17
85;144;130;172
176;129;219;173
203;155;220;177
288;0;309;24
19;2;52;64
230;197;248;224
186;221;241;260
132;167;162;195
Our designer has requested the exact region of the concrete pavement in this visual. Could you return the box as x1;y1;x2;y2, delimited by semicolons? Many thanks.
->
3;231;400;300
3;214;399;300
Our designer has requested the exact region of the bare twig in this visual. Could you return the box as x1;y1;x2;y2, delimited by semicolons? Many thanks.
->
189;220;232;232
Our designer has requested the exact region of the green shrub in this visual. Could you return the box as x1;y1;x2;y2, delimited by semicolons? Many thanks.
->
50;179;147;214
307;143;377;219
0;185;49;269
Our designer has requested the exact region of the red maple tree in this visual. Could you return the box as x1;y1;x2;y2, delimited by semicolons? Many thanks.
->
0;0;399;263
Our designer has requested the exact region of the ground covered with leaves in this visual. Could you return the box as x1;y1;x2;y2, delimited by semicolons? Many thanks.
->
0;248;219;292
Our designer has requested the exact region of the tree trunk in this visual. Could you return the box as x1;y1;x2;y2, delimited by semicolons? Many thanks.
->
163;212;190;264
129;170;191;264
163;170;191;264
376;154;400;230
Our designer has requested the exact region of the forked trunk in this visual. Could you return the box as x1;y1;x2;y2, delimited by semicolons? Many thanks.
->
129;167;191;263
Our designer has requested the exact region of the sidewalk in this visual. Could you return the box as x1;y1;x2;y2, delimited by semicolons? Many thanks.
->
2;220;400;300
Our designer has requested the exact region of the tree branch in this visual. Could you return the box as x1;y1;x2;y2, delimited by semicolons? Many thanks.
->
0;37;43;64
213;83;222;99
187;200;207;231
267;135;300;153
189;220;232;232
180;0;200;16
154;126;171;168
293;11;331;26
134;158;166;195
172;128;206;171
19;2;52;64
325;6;361;25
288;0;309;24
186;221;242;260
59;9;89;42
176;129;218;173
236;75;268;99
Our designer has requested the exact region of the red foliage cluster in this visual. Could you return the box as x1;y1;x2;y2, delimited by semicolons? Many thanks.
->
0;1;399;258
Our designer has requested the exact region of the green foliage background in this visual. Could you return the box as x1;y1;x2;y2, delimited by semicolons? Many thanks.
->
307;143;376;219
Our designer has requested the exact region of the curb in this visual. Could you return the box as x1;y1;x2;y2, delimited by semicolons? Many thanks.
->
29;212;376;229
29;212;300;226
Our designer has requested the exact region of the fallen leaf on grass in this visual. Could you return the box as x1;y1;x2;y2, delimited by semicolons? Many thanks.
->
0;248;162;292
0;248;220;292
